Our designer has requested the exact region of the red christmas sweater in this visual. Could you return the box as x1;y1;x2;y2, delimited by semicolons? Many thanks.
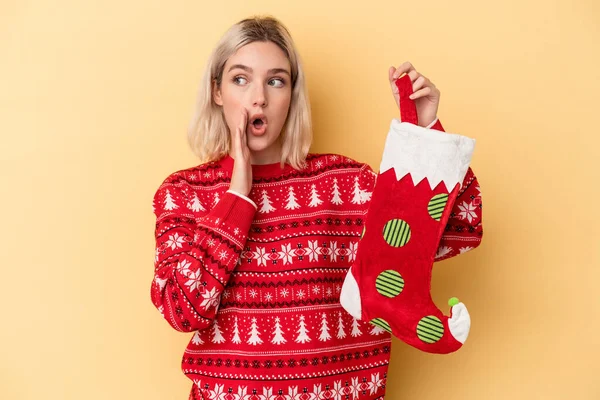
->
150;118;483;400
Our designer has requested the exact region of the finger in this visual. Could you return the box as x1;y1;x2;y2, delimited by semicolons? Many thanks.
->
409;86;432;100
239;108;247;132
388;66;396;83
392;61;415;79
241;122;248;149
240;109;248;148
412;75;426;92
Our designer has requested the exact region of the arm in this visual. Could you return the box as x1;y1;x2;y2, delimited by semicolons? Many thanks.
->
434;167;483;261
426;118;484;261
150;174;256;332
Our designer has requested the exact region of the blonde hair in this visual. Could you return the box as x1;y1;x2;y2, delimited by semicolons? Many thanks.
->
187;15;313;170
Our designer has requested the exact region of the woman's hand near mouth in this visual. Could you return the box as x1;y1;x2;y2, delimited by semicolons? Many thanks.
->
229;108;253;196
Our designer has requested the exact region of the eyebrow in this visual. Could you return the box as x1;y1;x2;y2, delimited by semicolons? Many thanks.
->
227;64;291;77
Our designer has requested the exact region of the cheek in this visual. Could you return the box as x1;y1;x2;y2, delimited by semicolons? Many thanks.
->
221;93;242;128
273;93;292;119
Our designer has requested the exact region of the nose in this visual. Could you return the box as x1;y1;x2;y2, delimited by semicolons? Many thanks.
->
252;84;267;107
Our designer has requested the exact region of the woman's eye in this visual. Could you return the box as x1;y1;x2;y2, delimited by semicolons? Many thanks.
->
269;78;285;88
233;76;247;85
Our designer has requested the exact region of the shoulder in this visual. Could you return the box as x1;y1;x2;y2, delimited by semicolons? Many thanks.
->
305;152;370;172
157;159;227;188
152;159;226;209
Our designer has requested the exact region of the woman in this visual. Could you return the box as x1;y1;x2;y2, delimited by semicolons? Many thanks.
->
151;15;483;400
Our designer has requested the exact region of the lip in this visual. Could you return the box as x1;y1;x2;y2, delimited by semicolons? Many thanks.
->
248;113;268;136
248;121;268;136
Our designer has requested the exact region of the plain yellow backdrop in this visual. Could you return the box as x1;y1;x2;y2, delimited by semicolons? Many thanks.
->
1;0;598;399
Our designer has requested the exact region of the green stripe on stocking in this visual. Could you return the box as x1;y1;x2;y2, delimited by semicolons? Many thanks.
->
382;219;411;247
428;193;449;221
417;316;444;343
370;318;391;333
375;270;404;298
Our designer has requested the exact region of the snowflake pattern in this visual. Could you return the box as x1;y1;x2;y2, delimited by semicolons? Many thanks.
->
457;201;478;223
177;259;202;292
200;287;220;310
194;372;386;400
166;232;186;250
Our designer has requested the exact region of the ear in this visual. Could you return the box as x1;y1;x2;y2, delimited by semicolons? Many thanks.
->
212;79;223;106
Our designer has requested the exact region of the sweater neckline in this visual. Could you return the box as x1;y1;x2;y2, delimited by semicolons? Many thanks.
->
219;153;296;179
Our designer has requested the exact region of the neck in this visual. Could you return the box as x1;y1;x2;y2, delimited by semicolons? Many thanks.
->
248;142;283;165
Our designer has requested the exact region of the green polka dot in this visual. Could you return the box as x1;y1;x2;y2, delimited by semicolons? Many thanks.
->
448;297;460;307
375;270;404;298
370;318;391;333
428;193;449;221
382;219;411;247
417;316;444;344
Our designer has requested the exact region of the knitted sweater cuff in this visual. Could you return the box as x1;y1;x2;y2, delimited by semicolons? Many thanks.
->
198;191;256;247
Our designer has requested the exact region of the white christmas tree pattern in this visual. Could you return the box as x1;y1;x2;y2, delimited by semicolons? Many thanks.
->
351;317;363;337
259;190;276;213
271;316;287;345
351;176;372;205
231;316;242;344
211;319;226;344
164;189;178;210
247;317;263;345
191;331;204;345
187;192;206;212
336;312;347;339
295;315;311;343
369;323;386;336
330;178;344;205
285;186;301;210
435;246;452;259
319;312;332;341
308;184;323;207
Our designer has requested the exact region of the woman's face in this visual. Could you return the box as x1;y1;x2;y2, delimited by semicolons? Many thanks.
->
213;41;292;163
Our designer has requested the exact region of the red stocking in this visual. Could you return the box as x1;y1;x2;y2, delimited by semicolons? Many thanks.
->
340;74;475;354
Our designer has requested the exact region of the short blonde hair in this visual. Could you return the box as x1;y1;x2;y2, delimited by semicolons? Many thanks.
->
187;15;313;170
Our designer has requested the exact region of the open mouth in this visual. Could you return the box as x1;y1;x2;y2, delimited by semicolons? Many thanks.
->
249;114;268;135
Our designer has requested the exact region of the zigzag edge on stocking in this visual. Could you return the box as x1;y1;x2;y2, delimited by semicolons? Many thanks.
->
380;118;475;191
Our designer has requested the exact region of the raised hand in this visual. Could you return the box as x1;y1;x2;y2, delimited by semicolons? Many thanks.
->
389;61;440;128
229;108;253;196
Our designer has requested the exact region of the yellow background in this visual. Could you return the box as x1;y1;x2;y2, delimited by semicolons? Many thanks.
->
2;0;598;399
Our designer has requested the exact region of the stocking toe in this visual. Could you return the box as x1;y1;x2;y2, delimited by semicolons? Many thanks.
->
340;268;362;320
448;302;471;344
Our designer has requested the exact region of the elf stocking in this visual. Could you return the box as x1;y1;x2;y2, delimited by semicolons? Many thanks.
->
340;74;475;354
